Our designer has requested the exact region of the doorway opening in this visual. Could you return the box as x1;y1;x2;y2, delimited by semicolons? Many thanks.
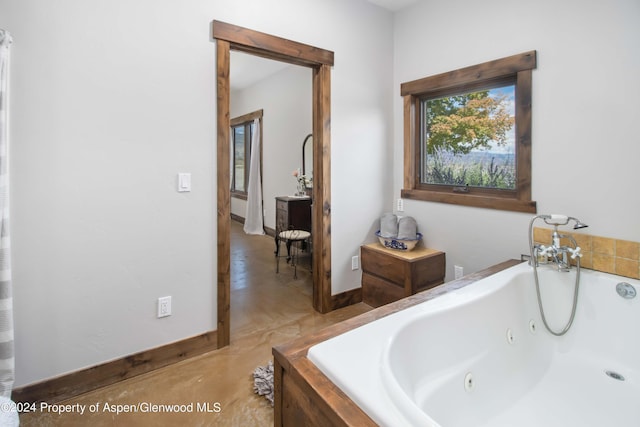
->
213;21;334;347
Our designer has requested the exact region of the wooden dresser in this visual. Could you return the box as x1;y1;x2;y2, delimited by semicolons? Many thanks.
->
275;196;312;232
361;243;445;307
274;196;312;250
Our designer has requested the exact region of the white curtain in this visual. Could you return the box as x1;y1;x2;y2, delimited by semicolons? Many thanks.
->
0;29;14;397
243;119;264;235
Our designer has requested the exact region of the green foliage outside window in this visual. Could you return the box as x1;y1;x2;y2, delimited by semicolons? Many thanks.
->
421;86;516;190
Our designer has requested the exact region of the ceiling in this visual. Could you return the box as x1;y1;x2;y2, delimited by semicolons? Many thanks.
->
365;0;419;11
229;0;420;91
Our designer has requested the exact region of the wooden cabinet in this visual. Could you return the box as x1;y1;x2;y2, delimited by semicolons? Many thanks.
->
361;243;445;307
274;196;312;255
275;196;312;232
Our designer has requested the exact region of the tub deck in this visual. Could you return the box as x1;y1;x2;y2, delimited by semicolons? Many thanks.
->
272;259;521;426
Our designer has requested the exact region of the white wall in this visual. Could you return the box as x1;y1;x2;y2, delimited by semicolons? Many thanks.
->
0;0;393;386
230;63;312;230
3;0;219;387
393;0;640;281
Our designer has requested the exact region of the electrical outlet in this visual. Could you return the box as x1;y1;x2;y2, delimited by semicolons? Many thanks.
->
396;198;404;212
454;265;464;280
158;296;172;318
351;256;359;270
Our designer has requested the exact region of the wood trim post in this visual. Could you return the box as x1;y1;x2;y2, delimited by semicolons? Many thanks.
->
312;64;332;313
216;39;231;348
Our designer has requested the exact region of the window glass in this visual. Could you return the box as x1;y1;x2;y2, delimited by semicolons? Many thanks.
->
233;126;246;192
420;83;516;190
230;109;262;198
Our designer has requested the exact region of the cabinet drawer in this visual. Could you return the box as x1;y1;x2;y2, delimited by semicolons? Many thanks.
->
276;210;288;232
362;273;404;308
276;199;289;212
361;246;406;285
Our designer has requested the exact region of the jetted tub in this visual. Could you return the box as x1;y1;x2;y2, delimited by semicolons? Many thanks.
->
307;261;640;427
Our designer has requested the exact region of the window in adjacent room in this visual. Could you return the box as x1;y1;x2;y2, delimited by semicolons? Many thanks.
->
401;51;537;213
231;110;263;198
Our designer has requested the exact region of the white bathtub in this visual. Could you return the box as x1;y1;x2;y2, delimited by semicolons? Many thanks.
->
307;262;640;426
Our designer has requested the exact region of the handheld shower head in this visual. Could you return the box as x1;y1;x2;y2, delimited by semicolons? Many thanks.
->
566;216;588;229
572;220;589;230
536;214;588;229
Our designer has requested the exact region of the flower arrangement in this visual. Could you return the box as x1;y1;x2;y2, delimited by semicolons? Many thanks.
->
292;169;312;194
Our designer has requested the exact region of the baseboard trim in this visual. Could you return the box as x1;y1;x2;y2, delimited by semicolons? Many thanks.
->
331;287;363;310
231;214;274;237
12;330;217;404
230;213;245;224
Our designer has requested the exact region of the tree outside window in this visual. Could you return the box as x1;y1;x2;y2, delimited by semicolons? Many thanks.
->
421;84;516;190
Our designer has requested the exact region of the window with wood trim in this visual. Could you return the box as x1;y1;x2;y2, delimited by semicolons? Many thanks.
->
401;51;537;213
231;110;263;199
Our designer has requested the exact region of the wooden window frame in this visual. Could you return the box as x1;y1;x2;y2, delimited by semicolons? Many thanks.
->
401;51;538;213
230;109;263;200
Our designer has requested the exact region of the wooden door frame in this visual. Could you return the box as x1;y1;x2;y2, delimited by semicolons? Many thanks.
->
213;21;334;347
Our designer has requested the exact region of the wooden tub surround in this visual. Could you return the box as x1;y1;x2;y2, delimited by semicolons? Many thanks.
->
272;259;522;426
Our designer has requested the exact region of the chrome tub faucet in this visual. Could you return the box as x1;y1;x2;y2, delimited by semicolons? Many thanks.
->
529;214;587;271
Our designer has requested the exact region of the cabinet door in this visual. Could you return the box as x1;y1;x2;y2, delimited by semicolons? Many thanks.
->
288;200;311;231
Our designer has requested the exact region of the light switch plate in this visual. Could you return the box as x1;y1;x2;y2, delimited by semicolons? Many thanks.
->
178;173;191;192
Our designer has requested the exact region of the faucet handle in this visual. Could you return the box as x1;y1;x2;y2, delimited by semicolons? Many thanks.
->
570;246;583;259
538;245;554;257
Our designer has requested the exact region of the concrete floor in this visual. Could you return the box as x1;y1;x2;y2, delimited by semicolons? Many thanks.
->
20;221;371;426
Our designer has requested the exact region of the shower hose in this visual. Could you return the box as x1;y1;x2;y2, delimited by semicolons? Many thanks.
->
528;217;581;336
